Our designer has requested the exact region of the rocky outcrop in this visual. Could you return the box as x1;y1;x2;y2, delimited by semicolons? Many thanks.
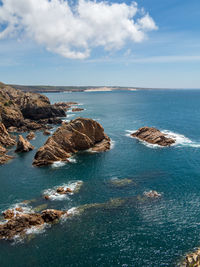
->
72;108;84;112
0;82;66;132
33;118;110;166
15;135;34;153
0;208;66;240
131;127;175;147
0;122;16;147
181;248;200;267
26;131;35;140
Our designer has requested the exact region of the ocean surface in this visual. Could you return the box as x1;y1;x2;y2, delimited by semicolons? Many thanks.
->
1;89;200;266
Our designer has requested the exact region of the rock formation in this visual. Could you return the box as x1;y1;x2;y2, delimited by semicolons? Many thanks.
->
0;122;15;164
72;108;84;112
26;131;35;140
0;208;66;240
43;130;51;136
0;122;16;147
15;135;34;153
131;127;175;147
0;82;66;132
33;118;110;166
181;248;200;267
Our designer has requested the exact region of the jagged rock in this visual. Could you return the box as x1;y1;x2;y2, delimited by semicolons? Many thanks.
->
26;131;35;140
15;135;34;153
43;130;51;136
131;127;175;147
72;108;84;112
0;122;16;147
181;248;200;267
41;209;65;223
33;118;110;166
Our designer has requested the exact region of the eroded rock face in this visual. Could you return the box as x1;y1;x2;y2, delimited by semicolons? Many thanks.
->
131;127;175;147
33;118;110;166
0;82;65;132
15;135;34;153
0;122;16;147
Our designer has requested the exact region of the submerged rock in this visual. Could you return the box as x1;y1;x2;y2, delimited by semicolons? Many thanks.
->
131;127;175;147
143;190;162;198
33;118;110;166
109;178;135;188
26;131;35;140
15;135;34;153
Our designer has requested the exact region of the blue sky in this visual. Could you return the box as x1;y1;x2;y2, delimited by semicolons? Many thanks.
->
0;0;200;88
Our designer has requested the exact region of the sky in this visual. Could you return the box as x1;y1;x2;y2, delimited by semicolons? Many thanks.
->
0;0;200;88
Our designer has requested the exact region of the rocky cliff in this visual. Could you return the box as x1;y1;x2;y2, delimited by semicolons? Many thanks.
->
33;118;110;166
0;82;65;131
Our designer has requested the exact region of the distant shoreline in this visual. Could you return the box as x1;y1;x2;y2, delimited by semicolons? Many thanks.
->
9;84;200;93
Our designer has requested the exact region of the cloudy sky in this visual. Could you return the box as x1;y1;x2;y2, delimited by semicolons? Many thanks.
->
0;0;200;88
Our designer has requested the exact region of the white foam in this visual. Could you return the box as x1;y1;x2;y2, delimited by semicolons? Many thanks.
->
68;156;77;163
110;139;115;149
25;223;47;235
162;130;200;148
43;181;83;201
67;113;75;118
125;129;200;149
51;161;66;168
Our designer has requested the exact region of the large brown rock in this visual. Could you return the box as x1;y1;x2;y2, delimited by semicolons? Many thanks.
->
0;82;65;131
131;127;175;147
33;118;110;166
15;135;34;153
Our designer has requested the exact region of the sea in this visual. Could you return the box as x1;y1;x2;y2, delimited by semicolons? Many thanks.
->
1;89;200;266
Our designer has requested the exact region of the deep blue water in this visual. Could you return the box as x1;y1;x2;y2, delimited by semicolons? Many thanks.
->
1;89;200;266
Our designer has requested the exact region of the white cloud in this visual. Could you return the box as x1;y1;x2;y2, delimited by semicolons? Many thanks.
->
0;0;157;59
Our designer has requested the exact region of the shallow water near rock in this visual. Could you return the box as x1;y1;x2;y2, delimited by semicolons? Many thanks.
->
1;89;200;266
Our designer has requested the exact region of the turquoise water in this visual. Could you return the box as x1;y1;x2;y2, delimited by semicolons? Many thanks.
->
1;89;200;266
